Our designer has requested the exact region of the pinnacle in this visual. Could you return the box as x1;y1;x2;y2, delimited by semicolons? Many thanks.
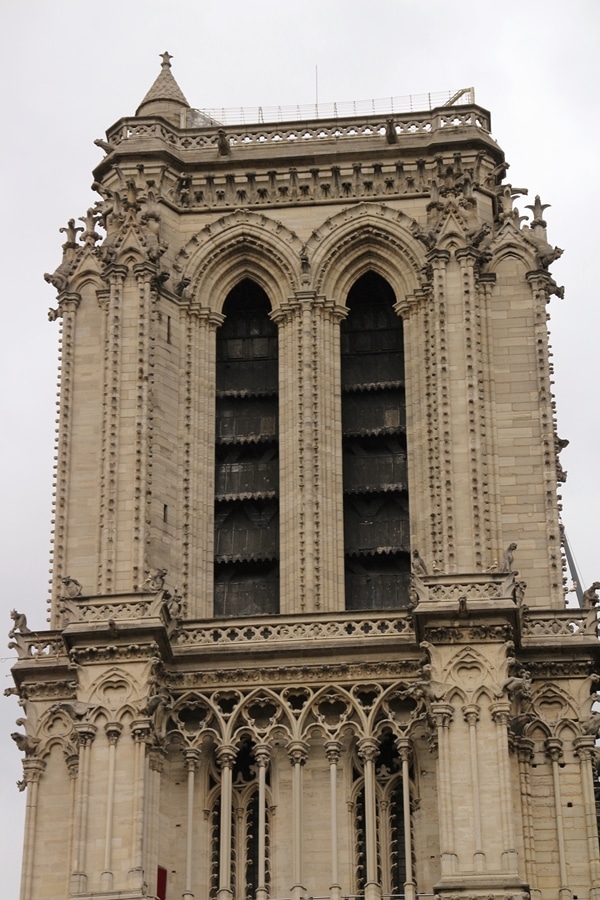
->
136;51;190;116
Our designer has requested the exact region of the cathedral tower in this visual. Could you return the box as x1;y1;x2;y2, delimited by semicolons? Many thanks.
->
10;54;600;900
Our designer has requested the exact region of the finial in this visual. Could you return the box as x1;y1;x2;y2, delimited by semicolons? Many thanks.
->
160;51;173;68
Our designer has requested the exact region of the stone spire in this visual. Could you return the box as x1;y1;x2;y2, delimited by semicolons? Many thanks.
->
136;51;190;124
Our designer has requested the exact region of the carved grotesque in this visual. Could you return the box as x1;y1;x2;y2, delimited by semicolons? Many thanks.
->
500;542;518;574
411;549;428;576
583;582;600;609
9;610;31;639
142;568;168;592
60;576;83;599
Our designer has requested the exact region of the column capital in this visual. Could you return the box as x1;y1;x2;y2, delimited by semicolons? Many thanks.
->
183;747;201;770
462;703;480;726
324;739;342;764
22;757;46;784
430;702;454;728
287;740;309;766
74;723;97;746
185;303;225;328
216;743;238;769
254;743;270;768
357;736;379;764
105;722;123;745
58;291;82;313
395;735;413;763
130;718;152;743
574;734;597;760
545;736;563;763
516;736;535;762
490;700;511;726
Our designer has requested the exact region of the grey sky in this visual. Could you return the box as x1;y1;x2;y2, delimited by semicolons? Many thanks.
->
1;1;598;893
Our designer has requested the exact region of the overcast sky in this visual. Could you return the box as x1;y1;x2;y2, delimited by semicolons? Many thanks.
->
1;1;598;892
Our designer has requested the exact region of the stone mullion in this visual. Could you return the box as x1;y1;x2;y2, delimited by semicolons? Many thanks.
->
574;735;600;897
456;249;486;568
395;290;427;563
132;265;156;589
101;722;122;891
273;302;304;613
463;704;485;871
545;738;571;899
396;738;415;900
490;702;517;872
217;744;237;900
325;741;342;900
527;272;562;606
184;306;222;617
255;744;270;900
70;723;97;894
358;737;381;900
287;740;309;900
477;274;502;567
313;299;347;612
129;719;151;890
183;748;201;899
146;748;165;900
52;292;81;624
430;702;456;875
516;738;537;889
428;251;453;570
19;758;46;900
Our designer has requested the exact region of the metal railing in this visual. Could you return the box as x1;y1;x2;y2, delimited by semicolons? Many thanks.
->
189;88;475;127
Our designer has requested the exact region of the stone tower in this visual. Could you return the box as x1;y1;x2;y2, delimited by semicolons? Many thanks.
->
9;54;600;900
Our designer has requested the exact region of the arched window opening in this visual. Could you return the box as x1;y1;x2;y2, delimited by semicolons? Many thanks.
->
341;272;410;610
214;279;279;616
209;739;271;900
352;733;410;897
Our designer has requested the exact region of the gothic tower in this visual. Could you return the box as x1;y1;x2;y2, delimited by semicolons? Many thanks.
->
10;54;600;900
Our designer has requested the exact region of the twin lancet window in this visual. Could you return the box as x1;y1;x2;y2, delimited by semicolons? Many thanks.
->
214;272;410;615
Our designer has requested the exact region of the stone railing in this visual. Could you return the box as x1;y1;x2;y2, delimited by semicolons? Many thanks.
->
521;607;598;640
8;631;65;661
59;591;176;627
174;609;414;651
106;105;490;154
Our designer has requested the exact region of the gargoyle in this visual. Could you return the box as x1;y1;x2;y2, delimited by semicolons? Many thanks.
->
11;732;40;756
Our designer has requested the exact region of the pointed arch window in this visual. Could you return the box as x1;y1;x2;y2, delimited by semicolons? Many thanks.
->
341;272;410;610
208;740;272;900
214;279;279;616
352;733;411;896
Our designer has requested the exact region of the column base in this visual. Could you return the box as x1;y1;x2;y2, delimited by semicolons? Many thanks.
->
290;884;306;900
364;880;382;900
559;890;572;900
100;870;113;891
403;880;416;900
128;866;144;890
474;850;486;872
440;851;458;875
69;872;87;894
217;889;233;900
329;883;343;900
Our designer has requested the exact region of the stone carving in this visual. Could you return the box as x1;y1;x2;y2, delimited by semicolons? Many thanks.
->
78;208;101;247
60;575;83;599
502;670;533;701
141;568;168;592
580;712;600;737
11;732;40;756
385;118;398;144
59;218;83;248
9;610;31;638
411;549;428;576
582;581;600;609
217;129;231;156
93;137;115;154
49;701;93;721
500;542;517;574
